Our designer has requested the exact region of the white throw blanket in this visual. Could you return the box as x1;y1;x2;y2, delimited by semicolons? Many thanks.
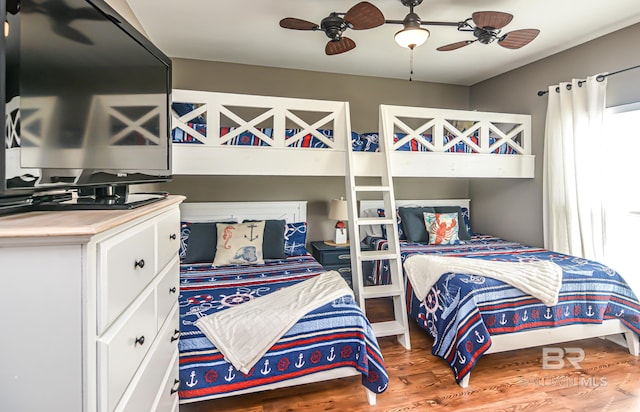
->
194;270;354;373
403;255;563;307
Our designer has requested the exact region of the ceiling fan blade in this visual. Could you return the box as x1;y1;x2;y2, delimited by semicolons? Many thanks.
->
472;11;513;29
325;37;356;55
437;40;474;51
498;29;540;49
279;17;319;31
344;1;385;30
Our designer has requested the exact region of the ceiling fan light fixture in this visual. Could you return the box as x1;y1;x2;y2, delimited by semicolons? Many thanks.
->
395;26;430;49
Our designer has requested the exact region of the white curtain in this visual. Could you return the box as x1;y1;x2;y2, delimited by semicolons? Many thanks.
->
542;75;607;261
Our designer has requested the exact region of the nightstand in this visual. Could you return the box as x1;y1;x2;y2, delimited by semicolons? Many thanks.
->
310;241;372;288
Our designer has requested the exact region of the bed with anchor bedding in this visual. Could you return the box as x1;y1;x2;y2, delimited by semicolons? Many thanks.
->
176;201;387;404
360;199;640;387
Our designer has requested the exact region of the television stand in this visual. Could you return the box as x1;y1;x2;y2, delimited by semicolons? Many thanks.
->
32;186;170;210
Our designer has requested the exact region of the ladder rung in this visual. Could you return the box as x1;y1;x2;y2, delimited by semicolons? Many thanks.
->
355;217;395;226
371;320;408;337
353;185;391;192
359;250;398;261
363;284;403;299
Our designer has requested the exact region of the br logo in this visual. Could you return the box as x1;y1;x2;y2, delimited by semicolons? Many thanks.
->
541;347;585;369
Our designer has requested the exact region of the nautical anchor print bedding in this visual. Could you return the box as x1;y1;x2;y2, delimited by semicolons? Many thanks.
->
368;234;640;384
177;254;388;402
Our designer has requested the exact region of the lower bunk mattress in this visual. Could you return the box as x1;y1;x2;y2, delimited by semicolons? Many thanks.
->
366;234;640;383
177;254;388;402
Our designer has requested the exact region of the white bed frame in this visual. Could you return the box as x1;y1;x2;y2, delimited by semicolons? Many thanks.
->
171;89;534;178
178;201;377;405
359;199;640;387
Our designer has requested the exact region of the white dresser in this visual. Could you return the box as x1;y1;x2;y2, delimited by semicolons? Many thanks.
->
0;195;185;412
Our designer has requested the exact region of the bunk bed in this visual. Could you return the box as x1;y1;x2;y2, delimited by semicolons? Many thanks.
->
177;201;387;405
170;89;534;178
360;199;640;388
167;89;639;391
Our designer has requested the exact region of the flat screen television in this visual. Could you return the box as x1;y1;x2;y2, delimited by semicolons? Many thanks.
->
1;0;172;212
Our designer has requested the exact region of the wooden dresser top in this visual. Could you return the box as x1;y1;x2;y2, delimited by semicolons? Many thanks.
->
0;195;185;239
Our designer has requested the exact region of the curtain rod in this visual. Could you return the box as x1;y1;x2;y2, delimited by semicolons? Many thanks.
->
536;63;640;96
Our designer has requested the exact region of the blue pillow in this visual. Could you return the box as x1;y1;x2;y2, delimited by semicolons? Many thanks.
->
172;102;206;124
377;208;406;240
179;221;192;260
285;222;308;256
461;207;475;236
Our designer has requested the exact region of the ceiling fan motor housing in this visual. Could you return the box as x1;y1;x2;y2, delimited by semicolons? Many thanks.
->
321;13;348;40
474;27;499;44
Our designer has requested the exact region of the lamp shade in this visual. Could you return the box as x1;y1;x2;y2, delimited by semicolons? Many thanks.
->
328;198;348;221
395;26;430;49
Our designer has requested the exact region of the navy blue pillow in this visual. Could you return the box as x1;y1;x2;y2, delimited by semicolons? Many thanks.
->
182;222;218;264
172;102;206;124
182;221;235;264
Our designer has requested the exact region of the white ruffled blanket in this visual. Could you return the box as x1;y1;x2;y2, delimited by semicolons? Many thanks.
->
194;270;354;373
403;254;563;307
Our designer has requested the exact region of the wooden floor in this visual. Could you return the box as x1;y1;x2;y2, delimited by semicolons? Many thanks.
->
180;300;640;412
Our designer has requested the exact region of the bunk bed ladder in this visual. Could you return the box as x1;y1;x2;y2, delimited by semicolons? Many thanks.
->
344;112;411;350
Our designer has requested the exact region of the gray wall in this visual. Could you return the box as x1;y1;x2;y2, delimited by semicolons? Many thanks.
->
162;60;470;241
469;23;640;247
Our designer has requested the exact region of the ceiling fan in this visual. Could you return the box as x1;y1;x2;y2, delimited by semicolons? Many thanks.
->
279;1;385;55
279;0;540;54
385;0;540;51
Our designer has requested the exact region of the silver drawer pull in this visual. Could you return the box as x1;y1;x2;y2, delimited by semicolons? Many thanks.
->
135;336;145;346
171;329;180;343
338;267;351;273
169;233;177;240
338;254;350;260
134;259;145;269
170;379;180;395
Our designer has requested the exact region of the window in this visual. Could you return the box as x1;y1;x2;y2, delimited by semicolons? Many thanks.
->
602;102;640;294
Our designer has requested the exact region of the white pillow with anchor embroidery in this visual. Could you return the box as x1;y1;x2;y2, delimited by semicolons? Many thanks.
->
213;221;265;266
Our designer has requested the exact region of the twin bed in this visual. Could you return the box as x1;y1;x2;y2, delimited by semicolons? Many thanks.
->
177;201;386;405
360;199;640;387
170;90;640;403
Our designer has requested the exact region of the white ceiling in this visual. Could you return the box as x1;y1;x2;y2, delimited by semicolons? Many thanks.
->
126;0;640;86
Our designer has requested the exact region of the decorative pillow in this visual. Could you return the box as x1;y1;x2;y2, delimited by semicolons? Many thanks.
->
361;209;383;238
284;222;308;256
461;207;474;236
182;221;235;264
398;206;471;243
397;207;430;243
423;212;461;245
179;222;192;260
377;208;406;240
171;102;206;124
243;219;286;259
213;221;265;266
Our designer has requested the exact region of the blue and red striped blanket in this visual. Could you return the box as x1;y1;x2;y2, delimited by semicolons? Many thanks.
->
367;234;640;383
178;254;388;402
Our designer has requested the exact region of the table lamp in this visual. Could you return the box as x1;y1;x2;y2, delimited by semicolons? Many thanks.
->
326;197;349;246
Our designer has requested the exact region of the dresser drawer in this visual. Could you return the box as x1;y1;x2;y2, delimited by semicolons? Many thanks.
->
99;290;157;412
156;257;180;331
318;249;352;266
156;209;180;272
153;352;180;412
114;305;179;412
98;222;156;331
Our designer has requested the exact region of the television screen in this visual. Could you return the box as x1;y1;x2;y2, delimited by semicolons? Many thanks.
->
1;0;172;207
